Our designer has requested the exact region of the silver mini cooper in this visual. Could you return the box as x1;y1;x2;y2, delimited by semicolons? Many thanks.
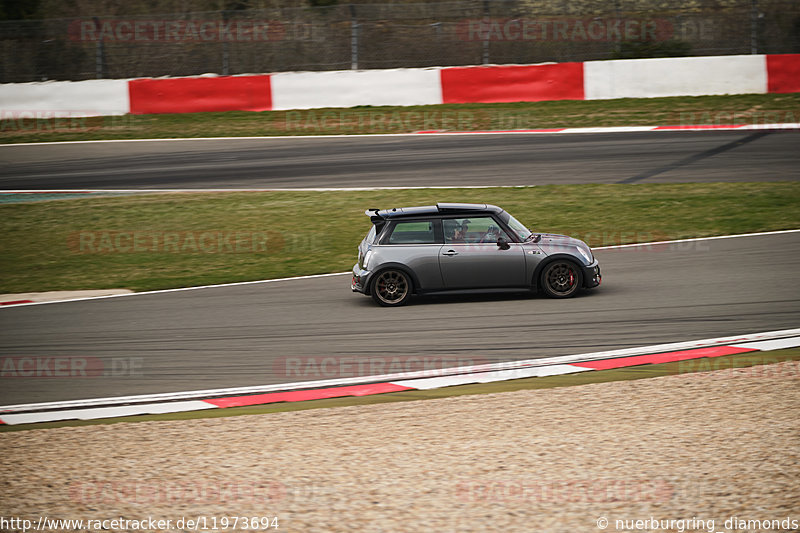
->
351;203;601;306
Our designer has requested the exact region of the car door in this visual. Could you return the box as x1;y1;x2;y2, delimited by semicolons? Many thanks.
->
438;216;526;289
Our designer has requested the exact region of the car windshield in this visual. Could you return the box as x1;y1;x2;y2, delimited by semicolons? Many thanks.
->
505;213;533;241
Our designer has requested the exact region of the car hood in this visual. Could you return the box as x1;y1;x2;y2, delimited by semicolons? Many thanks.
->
530;233;585;247
527;233;593;259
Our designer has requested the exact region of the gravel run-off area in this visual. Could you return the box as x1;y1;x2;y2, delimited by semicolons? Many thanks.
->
1;361;798;533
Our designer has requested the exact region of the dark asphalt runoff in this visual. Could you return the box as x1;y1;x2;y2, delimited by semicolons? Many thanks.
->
1;232;798;405
1;130;798;189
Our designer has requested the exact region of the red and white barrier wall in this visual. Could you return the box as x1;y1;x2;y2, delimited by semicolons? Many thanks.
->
129;74;271;114
271;68;443;110
0;54;798;117
584;55;769;99
0;78;132;117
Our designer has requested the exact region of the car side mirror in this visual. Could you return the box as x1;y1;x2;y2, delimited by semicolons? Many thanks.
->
497;237;511;250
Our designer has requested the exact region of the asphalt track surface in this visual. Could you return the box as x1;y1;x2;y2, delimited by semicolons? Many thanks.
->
1;130;799;189
2;232;799;405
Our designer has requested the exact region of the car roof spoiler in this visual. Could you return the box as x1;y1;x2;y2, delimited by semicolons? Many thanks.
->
436;202;488;211
365;208;383;223
365;203;499;221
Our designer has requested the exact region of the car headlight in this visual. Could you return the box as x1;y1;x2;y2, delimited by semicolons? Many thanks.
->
577;246;592;265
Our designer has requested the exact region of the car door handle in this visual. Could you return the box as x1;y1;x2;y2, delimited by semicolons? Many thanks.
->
442;250;458;256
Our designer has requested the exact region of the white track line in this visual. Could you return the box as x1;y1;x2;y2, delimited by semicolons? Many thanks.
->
0;133;432;147
1;229;798;310
434;124;800;135
0;272;350;309
593;229;800;249
733;337;800;351
0;401;216;425
0;123;798;147
2;328;798;414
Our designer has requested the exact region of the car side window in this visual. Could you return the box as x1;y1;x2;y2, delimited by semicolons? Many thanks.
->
366;225;377;244
443;217;510;244
387;220;437;244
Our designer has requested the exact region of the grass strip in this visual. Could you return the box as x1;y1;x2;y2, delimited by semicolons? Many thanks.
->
1;93;799;144
3;347;797;432
1;182;798;293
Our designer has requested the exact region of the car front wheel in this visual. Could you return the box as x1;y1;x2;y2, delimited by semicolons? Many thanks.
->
540;261;582;298
371;269;412;307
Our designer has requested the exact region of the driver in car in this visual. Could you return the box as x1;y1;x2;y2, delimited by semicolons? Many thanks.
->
480;225;501;243
452;220;469;243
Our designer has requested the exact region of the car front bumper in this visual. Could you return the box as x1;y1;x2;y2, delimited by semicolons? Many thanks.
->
583;262;602;288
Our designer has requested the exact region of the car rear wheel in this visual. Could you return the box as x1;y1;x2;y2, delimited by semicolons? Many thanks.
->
541;261;582;298
371;269;412;307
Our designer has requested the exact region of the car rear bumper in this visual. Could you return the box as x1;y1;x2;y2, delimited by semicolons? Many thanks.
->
351;265;371;294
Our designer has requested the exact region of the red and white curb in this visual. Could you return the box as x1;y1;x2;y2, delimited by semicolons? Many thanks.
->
1;328;798;426
1;299;34;306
